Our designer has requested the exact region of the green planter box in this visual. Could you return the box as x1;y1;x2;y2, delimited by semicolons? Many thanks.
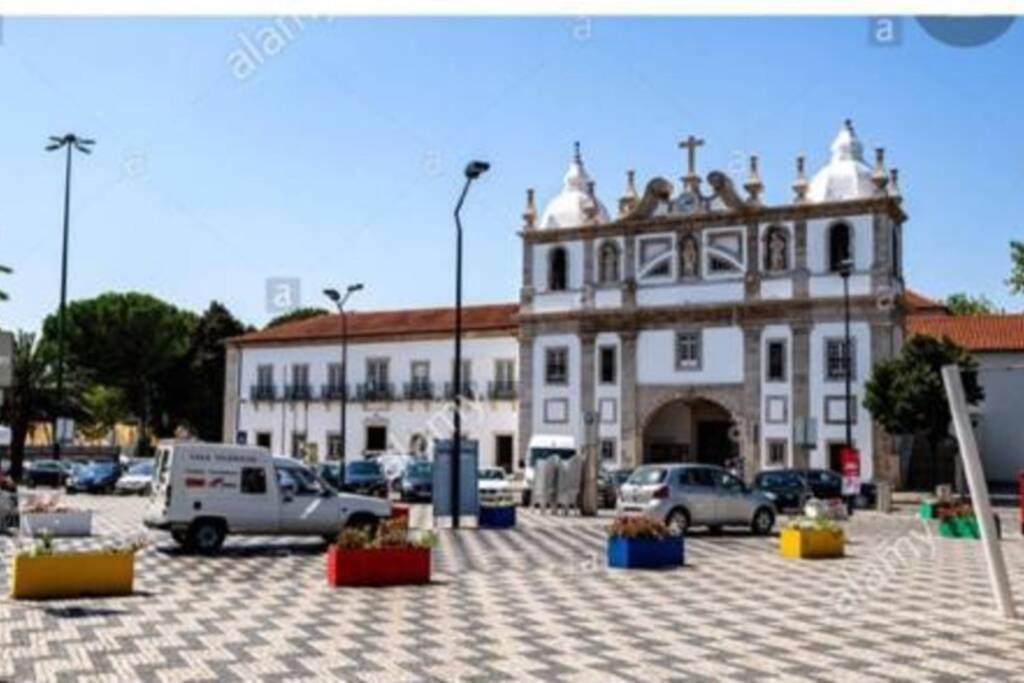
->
937;515;1001;540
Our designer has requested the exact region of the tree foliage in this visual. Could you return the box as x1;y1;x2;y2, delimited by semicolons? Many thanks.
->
80;384;129;444
0;332;55;480
1009;240;1024;295
946;292;997;316
864;335;984;449
266;307;329;328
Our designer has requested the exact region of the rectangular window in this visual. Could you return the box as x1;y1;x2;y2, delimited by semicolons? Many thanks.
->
240;467;267;494
543;398;569;424
327;362;344;389
327;433;343;458
825;395;858;424
366;425;388;452
766;440;787;467
411;360;430;382
257;364;273;387
495;359;515;384
825;338;857;381
675;332;701;370
766;339;787;382
599;345;617;384
291;364;309;387
545;347;569;385
255;432;272;449
600;439;616;464
367;358;389;386
235;431;247;445
291;432;307;459
638;236;673;279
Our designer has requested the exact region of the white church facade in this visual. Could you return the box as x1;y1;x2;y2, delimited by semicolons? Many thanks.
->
223;121;909;483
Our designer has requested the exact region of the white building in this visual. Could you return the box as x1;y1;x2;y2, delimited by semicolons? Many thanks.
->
517;122;906;482
223;304;520;470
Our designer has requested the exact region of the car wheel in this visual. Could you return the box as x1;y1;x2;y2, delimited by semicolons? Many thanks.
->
186;519;226;554
666;508;690;536
707;525;723;536
751;507;775;536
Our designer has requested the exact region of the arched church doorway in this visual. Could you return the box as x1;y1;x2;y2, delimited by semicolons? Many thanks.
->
642;397;738;466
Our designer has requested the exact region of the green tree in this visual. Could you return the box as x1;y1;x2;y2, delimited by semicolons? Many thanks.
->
864;335;984;484
40;292;197;446
0;332;55;481
946;292;997;316
80;384;128;445
1009;240;1024;295
266;307;328;328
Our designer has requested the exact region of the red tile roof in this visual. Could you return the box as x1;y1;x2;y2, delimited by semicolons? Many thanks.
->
229;303;518;345
908;314;1024;352
903;289;947;313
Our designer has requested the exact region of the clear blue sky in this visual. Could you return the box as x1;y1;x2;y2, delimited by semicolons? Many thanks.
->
1;16;1022;331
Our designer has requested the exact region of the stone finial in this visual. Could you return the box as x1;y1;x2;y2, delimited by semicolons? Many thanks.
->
743;154;764;204
619;169;639;216
583;180;600;223
872;147;889;194
792;154;809;204
523;188;537;229
888;168;901;200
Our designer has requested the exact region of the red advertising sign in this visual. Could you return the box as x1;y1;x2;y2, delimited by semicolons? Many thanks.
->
840;447;861;496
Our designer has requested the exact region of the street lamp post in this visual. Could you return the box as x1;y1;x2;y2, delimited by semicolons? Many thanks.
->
838;259;853;449
451;160;490;529
46;134;94;460
324;284;363;490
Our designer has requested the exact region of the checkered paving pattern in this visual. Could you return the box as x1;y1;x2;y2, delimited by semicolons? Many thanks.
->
3;493;1024;682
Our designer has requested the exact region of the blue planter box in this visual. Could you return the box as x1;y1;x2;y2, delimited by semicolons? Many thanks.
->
479;505;516;529
607;535;684;569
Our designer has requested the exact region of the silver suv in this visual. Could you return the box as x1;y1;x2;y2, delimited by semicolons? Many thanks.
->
616;464;776;535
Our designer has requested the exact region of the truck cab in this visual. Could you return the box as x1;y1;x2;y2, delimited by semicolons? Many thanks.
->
144;441;391;553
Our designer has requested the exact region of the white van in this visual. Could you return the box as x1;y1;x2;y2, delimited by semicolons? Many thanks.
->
144;441;391;553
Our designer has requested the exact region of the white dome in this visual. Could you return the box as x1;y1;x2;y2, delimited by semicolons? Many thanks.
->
538;143;610;229
807;120;876;202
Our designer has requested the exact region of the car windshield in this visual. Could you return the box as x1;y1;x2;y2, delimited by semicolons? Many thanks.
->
347;461;382;476
276;466;323;495
84;462;116;474
628;466;667;486
479;469;504;480
407;462;432;477
128;462;153;476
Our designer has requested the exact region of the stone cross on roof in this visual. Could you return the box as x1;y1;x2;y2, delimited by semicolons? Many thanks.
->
678;134;705;189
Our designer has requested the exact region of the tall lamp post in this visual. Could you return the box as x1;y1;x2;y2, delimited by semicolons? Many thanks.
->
324;283;363;489
838;258;854;450
46;134;94;460
451;160;490;529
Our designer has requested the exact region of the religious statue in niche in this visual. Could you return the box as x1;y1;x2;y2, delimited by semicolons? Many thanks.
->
767;229;788;271
680;235;699;278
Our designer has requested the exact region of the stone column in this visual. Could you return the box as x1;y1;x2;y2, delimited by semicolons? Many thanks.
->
622;230;637;307
793;219;810;298
619;330;639;467
741;324;763;480
791;322;812;469
222;344;241;442
579;331;598;515
516;330;535;470
745;221;761;300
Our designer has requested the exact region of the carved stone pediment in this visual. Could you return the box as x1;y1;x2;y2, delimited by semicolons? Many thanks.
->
623;177;674;220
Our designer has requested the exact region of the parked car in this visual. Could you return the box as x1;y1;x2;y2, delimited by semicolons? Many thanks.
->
115;461;155;495
66;460;121;494
752;468;877;512
377;454;420;492
144;441;391;553
23;459;67;488
616;464;776;535
316;462;344;490
478;467;512;503
399;460;433;502
598;467;634;509
343;460;388;497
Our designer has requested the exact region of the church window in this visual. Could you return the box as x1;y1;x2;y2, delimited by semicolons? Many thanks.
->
599;345;616;384
763;226;790;272
704;229;745;275
828;222;853;273
766;440;787;467
675;331;701;370
825;338;856;381
548;246;568;291
638;237;673;279
597;241;620;284
766;339;787;382
545;347;569;385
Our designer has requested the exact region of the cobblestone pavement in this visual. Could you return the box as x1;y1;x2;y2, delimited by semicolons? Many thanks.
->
3;492;1024;682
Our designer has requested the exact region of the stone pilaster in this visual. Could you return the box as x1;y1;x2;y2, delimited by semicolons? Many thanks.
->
222;344;241;442
516;330;535;469
871;212;892;294
579;331;598;514
790;322;812;469
622;230;637;307
619;330;639;467
793;219;810;298
745;221;761;300
741;324;763;480
870;322;899;485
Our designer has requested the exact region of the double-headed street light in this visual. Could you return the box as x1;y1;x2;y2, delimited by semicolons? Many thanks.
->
451;160;490;529
46;134;95;460
837;258;854;450
324;283;363;489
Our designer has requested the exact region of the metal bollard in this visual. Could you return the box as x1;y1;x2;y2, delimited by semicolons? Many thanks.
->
876;481;893;514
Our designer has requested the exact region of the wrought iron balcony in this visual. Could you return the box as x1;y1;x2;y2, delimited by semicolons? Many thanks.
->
250;384;277;401
356;382;395;402
488;381;517;400
320;384;348;401
283;384;313;401
444;381;477;400
404;381;435;400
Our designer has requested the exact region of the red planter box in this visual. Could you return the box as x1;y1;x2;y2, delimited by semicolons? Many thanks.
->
326;546;431;587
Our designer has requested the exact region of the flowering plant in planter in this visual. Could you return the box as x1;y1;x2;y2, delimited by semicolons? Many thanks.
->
606;516;682;569
9;535;147;600
19;495;93;537
780;511;844;559
327;518;436;587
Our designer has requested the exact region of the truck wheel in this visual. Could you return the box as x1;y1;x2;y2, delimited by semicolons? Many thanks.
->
186;519;226;554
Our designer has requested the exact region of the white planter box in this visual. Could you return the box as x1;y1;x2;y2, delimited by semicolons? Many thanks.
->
20;510;93;537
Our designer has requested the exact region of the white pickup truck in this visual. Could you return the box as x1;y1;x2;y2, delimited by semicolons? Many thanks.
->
143;442;391;553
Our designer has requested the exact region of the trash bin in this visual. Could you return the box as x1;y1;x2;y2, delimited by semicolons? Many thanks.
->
876;481;893;514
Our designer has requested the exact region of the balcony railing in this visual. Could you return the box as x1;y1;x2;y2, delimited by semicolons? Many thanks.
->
320;384;348;401
283;384;313;401
444;381;477;400
488;381;517;400
404;381;435;400
250;384;277;401
356;382;395;401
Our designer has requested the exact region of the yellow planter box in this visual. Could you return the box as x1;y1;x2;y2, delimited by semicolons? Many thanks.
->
10;551;136;600
779;527;845;559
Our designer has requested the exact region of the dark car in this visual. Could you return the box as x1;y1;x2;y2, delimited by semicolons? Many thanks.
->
23;460;67;488
316;462;344;490
66;461;121;494
399;460;433;502
753;468;875;512
598;467;633;508
344;460;388;497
